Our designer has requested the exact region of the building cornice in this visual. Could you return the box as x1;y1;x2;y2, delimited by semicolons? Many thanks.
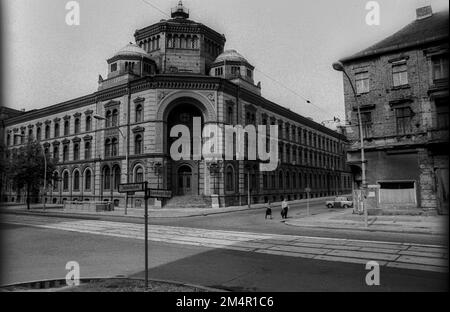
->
4;75;345;141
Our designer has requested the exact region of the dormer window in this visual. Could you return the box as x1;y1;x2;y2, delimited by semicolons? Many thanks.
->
231;66;240;77
246;68;253;79
214;67;223;76
111;63;117;72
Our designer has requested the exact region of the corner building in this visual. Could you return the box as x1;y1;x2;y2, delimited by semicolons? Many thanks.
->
3;2;351;208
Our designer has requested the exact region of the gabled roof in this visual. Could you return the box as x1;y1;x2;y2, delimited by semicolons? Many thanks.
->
341;10;449;63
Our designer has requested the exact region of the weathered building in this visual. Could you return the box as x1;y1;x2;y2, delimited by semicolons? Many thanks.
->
338;6;448;214
2;2;352;208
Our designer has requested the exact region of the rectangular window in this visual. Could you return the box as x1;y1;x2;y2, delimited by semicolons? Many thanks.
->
392;62;408;87
231;66;240;77
436;100;449;129
360;111;373;138
355;71;370;94
246;68;252;79
111;63;117;72
432;55;449;81
396;107;413;134
214;67;223;76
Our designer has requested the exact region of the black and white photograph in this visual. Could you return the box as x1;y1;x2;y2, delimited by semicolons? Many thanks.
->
0;0;448;301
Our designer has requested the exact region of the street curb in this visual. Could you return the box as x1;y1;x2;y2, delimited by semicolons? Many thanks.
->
284;220;446;235
0;276;227;292
0;196;339;220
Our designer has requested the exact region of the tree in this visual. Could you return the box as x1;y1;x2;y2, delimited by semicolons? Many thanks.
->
0;142;8;201
7;140;57;210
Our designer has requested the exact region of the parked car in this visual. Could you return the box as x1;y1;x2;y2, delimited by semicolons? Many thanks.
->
326;196;353;209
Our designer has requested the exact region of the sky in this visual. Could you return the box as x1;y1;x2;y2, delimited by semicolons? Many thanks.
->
2;0;449;124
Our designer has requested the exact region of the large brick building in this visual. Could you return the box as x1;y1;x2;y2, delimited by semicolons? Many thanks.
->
2;2;351;208
338;6;448;214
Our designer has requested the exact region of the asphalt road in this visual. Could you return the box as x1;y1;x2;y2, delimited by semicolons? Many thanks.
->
0;222;447;291
144;201;448;246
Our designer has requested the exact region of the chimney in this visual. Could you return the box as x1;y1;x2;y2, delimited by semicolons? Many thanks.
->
416;5;433;20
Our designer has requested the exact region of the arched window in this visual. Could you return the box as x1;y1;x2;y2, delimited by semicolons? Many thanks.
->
192;36;198;49
74;118;80;134
226;166;235;192
85;116;92;132
6;134;10;146
53;145;59;160
112;109;118;127
45;125;50;139
63;171;69;191
63;145;69;162
73;170;80;191
104;139;111;157
54;123;60;137
73;143;80;161
111;138;118;156
103;166;110;190
36;127;41;141
64;120;70;136
84;142;91;160
227;106;233;125
53;172;59;191
135;104;143;122
106;110;112;128
168;35;174;48
113;165;121;190
135;134;143;155
286;172;290;189
279;171;283;189
85;170;92;190
135;166;144;183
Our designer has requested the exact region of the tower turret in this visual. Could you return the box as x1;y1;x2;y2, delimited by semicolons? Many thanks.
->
171;1;189;19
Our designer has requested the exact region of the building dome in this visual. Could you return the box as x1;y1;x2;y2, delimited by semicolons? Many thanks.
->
213;49;250;65
113;43;149;59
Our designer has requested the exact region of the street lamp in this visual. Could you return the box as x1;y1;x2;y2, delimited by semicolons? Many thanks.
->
94;114;130;215
206;161;220;195
14;134;47;211
332;61;368;227
151;161;163;189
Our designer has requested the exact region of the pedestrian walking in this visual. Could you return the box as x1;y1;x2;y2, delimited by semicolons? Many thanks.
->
265;200;273;219
281;198;289;219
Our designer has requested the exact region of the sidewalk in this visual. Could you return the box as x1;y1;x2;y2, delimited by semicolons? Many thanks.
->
0;197;332;219
285;208;449;235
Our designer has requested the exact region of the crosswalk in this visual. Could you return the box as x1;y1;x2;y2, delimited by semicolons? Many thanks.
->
2;214;448;273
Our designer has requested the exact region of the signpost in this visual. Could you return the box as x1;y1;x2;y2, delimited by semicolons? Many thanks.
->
305;187;311;216
118;182;148;289
146;189;172;199
118;182;146;193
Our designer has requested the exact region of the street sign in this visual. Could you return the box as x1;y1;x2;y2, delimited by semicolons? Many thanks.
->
118;183;146;193
146;189;172;199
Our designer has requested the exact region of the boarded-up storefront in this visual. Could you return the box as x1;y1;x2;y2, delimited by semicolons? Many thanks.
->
379;181;417;207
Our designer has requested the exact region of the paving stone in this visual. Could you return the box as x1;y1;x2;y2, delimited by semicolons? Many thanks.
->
314;255;387;266
255;249;316;259
396;255;448;267
386;262;448;273
327;250;399;261
268;245;331;255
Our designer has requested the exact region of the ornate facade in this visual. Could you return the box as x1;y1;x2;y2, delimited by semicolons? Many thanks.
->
2;2;352;208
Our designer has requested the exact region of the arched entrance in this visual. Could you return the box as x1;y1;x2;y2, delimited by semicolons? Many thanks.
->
166;99;205;197
177;165;193;195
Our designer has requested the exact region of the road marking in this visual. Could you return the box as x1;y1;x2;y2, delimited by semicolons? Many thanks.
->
1;216;448;273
